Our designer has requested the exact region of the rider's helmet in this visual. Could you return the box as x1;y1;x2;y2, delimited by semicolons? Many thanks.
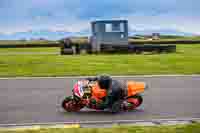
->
97;75;112;90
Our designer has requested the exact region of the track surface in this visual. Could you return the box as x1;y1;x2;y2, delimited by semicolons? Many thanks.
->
0;76;200;124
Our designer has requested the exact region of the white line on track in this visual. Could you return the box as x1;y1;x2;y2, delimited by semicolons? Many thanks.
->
0;74;200;80
0;118;200;128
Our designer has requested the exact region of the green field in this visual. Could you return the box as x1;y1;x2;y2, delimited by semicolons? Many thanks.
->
0;44;200;77
1;123;200;133
0;40;58;45
1;36;200;47
0;47;59;53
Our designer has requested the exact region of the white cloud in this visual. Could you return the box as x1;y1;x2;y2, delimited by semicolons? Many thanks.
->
126;12;200;34
49;21;89;33
0;0;200;35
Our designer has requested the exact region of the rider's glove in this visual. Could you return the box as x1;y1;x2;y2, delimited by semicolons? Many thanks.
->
90;99;97;105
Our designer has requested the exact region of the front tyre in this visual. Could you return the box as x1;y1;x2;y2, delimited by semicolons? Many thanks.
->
61;96;84;112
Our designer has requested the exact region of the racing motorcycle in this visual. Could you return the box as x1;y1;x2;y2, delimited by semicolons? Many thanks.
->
62;79;147;113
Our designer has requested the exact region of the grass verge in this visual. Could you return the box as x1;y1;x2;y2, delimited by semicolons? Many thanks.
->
1;123;200;133
0;47;59;53
0;40;58;45
0;44;200;77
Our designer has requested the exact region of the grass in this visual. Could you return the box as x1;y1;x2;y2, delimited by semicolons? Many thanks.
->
1;36;200;47
0;40;58;45
1;123;200;133
0;47;59;53
0;44;200;77
70;36;200;45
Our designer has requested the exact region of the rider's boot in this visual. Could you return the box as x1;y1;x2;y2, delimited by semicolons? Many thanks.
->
110;100;123;113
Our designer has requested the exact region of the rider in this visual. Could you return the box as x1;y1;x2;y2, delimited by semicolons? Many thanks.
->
86;75;126;110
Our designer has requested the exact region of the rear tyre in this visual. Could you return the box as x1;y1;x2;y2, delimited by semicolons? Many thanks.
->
125;94;143;111
132;94;143;107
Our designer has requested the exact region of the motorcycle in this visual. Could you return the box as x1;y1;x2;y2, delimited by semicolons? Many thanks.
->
62;79;147;113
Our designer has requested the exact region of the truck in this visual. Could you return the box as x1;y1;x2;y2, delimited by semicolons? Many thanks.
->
60;20;176;54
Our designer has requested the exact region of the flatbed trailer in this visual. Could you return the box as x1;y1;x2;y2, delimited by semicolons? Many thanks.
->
100;44;176;53
60;43;176;54
128;44;176;53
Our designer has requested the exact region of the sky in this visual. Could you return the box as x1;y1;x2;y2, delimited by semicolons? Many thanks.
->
0;0;200;37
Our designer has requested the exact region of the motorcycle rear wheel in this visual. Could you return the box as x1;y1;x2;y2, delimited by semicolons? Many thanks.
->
126;94;143;110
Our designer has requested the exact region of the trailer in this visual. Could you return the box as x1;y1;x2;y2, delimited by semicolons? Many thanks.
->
100;44;176;53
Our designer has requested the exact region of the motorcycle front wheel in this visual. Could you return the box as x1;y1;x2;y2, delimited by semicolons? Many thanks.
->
62;96;84;112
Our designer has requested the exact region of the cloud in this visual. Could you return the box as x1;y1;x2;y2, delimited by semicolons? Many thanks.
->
0;0;200;35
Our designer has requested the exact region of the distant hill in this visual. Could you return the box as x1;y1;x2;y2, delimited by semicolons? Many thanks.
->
0;28;198;40
0;30;90;40
130;29;197;36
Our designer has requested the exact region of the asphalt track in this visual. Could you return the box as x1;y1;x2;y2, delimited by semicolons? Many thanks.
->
0;76;200;125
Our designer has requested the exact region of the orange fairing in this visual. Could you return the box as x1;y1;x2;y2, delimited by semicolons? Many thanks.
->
91;83;107;99
127;81;145;97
